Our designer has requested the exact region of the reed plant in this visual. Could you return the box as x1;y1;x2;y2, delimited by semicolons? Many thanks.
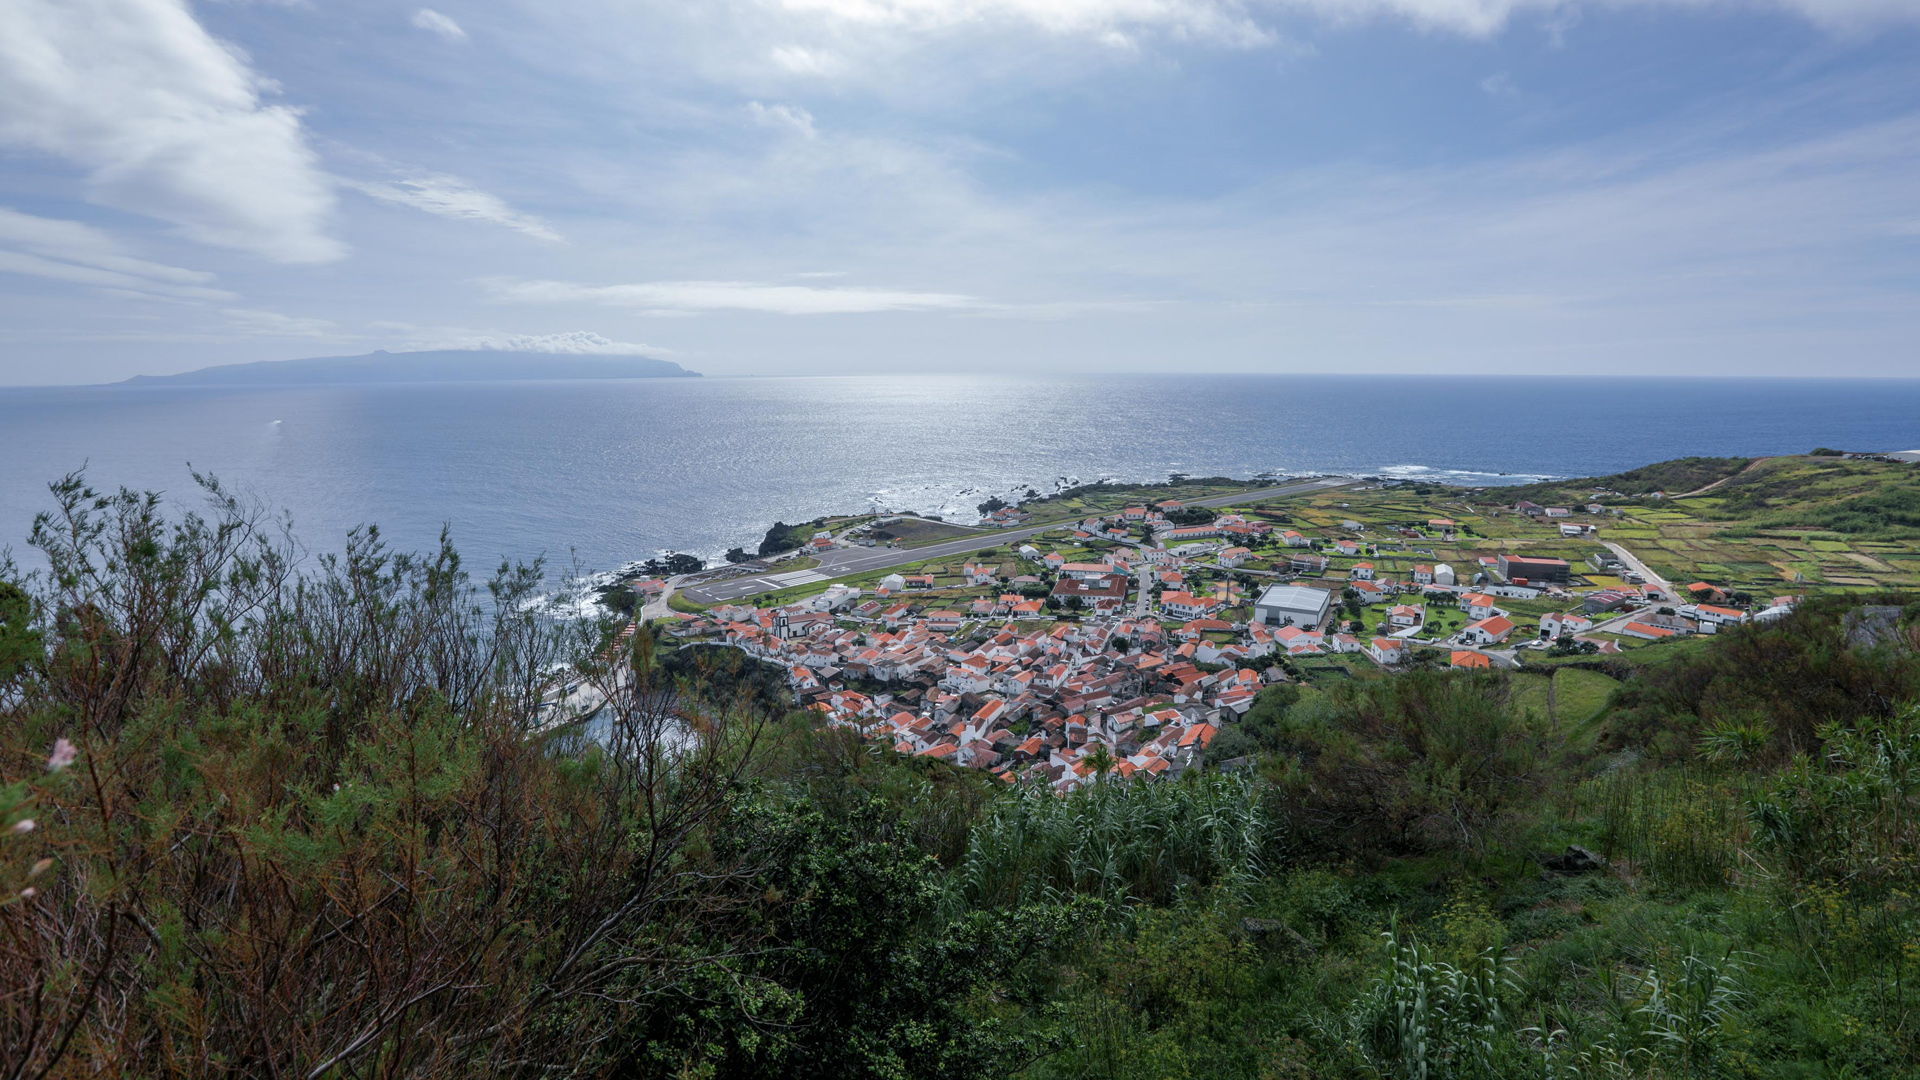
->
951;770;1266;911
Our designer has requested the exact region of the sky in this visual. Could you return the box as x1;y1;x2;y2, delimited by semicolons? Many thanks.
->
2;0;1919;384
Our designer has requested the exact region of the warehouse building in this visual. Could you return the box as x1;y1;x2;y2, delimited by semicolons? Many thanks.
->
1254;584;1332;629
1497;554;1571;584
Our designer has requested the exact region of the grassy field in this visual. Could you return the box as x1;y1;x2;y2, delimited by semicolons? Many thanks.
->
867;517;985;546
1203;455;1920;594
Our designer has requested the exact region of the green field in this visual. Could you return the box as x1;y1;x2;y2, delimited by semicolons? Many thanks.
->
1204;455;1920;594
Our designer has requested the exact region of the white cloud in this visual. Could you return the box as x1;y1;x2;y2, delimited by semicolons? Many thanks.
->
771;0;1920;45
441;330;668;353
747;101;818;138
770;44;842;75
345;173;563;242
1278;0;1920;37
0;206;236;300
779;0;1277;46
411;8;469;41
491;278;980;314
0;0;342;263
220;307;339;336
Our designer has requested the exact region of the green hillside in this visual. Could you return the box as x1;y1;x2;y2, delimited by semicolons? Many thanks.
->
1501;455;1754;502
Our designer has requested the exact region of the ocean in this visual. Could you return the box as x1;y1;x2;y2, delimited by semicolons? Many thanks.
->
2;374;1916;576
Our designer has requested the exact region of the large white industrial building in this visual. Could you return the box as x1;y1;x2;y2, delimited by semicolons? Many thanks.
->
1254;584;1332;629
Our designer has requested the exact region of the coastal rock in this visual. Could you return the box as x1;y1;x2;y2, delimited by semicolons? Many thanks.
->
1540;845;1609;876
1844;606;1909;651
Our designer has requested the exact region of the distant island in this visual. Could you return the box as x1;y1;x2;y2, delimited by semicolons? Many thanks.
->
119;349;700;386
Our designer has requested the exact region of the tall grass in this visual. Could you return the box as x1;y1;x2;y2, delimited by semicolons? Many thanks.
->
951;771;1267;911
1584;768;1749;889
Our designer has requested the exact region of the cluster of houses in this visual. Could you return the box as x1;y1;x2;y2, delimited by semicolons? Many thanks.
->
625;494;1798;792
656;601;1284;793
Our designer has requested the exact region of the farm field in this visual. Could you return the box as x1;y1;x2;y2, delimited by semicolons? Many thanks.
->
1212;455;1920;593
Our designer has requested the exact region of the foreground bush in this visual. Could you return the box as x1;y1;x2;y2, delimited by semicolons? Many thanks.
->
0;474;1063;1078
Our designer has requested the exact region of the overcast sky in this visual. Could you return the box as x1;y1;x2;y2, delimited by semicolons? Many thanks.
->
2;0;1919;384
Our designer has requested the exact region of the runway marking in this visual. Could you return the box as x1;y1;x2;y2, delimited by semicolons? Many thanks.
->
766;570;828;587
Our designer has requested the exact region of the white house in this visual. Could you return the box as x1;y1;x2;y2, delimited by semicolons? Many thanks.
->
878;573;907;593
1460;615;1515;646
1693;604;1749;628
1350;562;1376;581
1540;611;1594;638
1368;637;1405;665
1411;564;1434;585
1433;564;1456;586
1460;593;1501;621
1281;531;1311;548
1160;591;1217;620
962;563;998;585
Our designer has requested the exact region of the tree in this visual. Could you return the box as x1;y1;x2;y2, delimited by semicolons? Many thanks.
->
617;797;1076;1079
1083;742;1114;779
0;470;775;1077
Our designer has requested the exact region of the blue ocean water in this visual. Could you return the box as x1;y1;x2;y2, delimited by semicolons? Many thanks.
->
2;374;1915;574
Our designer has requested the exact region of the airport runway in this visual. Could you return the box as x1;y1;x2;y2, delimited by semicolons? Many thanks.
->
678;475;1352;605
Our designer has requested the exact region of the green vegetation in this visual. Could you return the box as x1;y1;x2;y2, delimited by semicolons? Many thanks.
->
1224;455;1920;593
10;470;1920;1078
870;516;986;546
759;518;818;555
1503;456;1754;502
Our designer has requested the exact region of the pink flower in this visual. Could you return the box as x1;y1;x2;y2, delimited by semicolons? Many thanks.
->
9;820;33;834
46;738;76;773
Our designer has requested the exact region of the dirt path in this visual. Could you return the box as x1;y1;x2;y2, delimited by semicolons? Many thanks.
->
1674;456;1771;499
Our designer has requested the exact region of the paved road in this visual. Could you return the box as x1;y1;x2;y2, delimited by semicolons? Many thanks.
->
1604;541;1676;602
678;475;1352;606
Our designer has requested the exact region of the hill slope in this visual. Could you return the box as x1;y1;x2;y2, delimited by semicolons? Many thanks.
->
121;349;699;386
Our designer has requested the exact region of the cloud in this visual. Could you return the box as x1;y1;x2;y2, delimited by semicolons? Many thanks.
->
0;207;236;300
747;101;819;138
1277;0;1920;37
0;0;342;263
411;8;469;42
770;44;842;75
779;0;1277;46
219;307;339;336
344;173;563;242
770;0;1920;46
437;330;669;353
747;101;818;138
490;278;981;314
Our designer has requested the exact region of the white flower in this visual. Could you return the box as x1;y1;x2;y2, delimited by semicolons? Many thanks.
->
47;738;77;773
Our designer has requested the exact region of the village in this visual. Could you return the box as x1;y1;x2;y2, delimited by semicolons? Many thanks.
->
625;486;1801;795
